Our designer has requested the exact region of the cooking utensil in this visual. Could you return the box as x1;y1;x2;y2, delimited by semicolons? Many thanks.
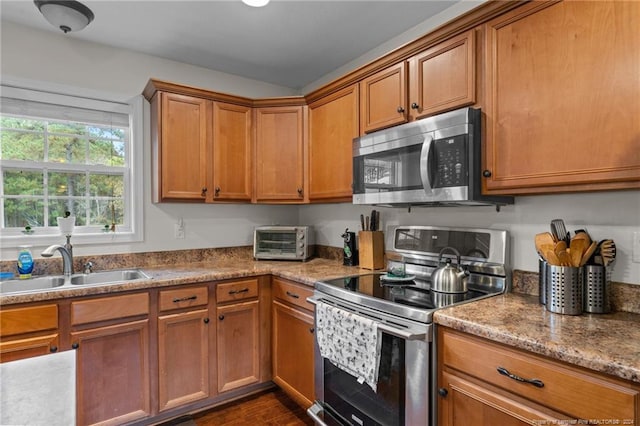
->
365;216;370;231
534;232;556;262
554;240;572;266
370;210;377;231
551;219;569;244
569;237;587;267
545;249;561;266
599;239;616;267
579;241;598;266
431;247;469;293
360;214;365;231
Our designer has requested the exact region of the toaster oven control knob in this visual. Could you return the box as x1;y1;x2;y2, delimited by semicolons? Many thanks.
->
438;388;448;397
482;170;492;178
299;242;305;248
298;251;304;257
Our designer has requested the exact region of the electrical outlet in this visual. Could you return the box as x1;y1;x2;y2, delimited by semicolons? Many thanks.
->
174;220;185;239
633;231;640;263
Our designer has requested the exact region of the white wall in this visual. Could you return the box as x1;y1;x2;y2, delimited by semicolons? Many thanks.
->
299;191;640;285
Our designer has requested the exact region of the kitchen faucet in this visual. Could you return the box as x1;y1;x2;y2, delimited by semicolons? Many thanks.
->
41;244;74;278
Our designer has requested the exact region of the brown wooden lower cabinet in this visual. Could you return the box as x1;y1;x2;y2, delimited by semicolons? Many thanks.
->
0;304;59;363
437;327;640;425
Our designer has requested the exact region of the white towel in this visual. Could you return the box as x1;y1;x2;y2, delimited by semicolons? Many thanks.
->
315;301;382;391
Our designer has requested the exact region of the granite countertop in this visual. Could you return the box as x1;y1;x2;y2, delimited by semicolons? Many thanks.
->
434;293;640;384
0;257;368;305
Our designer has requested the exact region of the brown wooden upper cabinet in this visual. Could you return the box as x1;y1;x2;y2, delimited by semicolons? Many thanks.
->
360;29;476;134
254;106;306;203
147;81;253;203
482;1;640;194
308;84;359;202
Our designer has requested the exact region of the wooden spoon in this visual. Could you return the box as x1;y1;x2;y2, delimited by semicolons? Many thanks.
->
535;232;556;260
569;237;586;267
579;241;598;266
545;249;561;266
554;241;572;266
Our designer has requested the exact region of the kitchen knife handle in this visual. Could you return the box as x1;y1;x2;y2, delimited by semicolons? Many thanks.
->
360;214;365;231
497;366;544;388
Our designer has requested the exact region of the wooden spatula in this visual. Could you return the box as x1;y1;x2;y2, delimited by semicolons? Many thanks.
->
569;237;586;267
579;241;598;266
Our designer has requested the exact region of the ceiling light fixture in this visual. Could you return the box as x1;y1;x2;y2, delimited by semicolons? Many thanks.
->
242;0;270;7
34;0;95;33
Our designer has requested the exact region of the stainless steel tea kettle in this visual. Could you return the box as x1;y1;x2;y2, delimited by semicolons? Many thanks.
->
431;247;469;293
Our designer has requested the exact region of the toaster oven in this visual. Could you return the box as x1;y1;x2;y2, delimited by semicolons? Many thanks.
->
253;226;314;261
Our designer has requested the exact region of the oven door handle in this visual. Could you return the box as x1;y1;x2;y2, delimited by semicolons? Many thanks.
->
307;402;329;426
307;296;428;341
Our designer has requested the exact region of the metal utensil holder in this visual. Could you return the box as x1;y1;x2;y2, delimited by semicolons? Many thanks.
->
584;265;611;314
538;258;547;305
545;265;583;315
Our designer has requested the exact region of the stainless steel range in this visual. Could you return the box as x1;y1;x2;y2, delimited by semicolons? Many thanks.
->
307;225;509;426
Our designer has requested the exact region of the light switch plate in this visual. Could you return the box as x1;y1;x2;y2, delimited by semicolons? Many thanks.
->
633;231;640;263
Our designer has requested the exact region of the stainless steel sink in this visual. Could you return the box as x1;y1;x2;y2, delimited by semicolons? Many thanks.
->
70;269;150;286
0;276;66;294
0;269;150;295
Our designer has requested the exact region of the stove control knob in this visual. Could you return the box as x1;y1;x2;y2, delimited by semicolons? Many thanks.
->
438;388;448;397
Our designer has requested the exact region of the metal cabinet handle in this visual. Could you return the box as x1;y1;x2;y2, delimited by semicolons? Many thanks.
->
72;343;79;349
173;295;197;303
397;106;405;113
204;318;210;324
438;388;448;397
297;188;303;197
286;291;300;299
218;315;225;321
214;187;221;196
497;366;544;388
228;288;249;295
411;102;420;110
201;187;207;196
309;327;315;334
483;170;492;178
50;346;58;353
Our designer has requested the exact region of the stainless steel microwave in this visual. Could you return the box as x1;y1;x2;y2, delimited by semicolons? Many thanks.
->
352;107;513;207
253;226;314;261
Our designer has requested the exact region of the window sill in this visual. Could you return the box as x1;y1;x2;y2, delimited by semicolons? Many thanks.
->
1;230;142;249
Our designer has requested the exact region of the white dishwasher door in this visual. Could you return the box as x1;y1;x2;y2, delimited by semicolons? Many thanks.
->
1;350;76;426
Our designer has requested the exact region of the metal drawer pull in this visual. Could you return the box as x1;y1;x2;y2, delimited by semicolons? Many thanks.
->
173;295;197;303
286;291;300;299
228;288;249;295
497;367;544;388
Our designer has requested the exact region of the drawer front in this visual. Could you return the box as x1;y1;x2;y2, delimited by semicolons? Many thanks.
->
159;286;208;312
0;304;58;337
440;328;638;420
71;293;149;326
216;278;259;304
272;278;313;311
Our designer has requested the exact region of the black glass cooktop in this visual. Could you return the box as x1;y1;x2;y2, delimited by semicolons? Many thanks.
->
322;274;488;310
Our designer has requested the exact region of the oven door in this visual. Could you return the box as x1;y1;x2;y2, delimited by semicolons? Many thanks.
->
352;133;433;206
307;296;431;426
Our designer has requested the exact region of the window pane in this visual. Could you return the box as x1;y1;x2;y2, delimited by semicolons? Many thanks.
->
88;126;125;141
48;121;86;136
3;170;44;195
47;135;86;163
48;198;87;226
48;172;86;197
89;199;122;226
90;174;123;197
3;198;44;228
0;129;45;161
1;116;45;132
88;139;126;166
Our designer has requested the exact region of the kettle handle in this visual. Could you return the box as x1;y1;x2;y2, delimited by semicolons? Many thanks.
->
438;247;462;266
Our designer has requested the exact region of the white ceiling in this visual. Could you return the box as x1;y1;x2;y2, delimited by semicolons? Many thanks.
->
0;0;459;90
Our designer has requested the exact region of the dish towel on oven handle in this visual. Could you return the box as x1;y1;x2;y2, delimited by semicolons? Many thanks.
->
315;301;382;392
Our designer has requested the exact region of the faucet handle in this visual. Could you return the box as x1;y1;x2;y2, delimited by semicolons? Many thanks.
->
83;261;94;274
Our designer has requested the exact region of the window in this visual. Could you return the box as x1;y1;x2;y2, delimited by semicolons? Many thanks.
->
0;85;143;246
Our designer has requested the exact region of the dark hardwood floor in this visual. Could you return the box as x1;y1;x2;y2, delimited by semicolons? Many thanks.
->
192;389;314;426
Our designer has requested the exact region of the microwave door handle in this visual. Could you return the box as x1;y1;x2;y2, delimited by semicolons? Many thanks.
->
420;135;434;194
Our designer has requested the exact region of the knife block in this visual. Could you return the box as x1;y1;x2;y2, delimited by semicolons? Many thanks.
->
358;231;385;270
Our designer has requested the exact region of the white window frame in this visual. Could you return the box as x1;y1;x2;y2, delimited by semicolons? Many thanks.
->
0;83;143;248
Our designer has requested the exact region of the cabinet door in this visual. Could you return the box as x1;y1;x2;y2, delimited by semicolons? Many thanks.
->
158;309;210;411
483;1;640;194
359;62;408;134
212;102;253;201
438;371;560;426
0;304;59;363
308;84;359;202
0;333;59;363
71;319;151;426
272;300;314;407
409;29;476;120
216;300;260;392
255;106;305;202
157;92;210;201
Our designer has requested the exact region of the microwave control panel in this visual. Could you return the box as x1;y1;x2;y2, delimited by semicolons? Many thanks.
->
433;135;468;188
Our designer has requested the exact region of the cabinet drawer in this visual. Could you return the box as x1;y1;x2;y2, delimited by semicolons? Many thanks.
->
440;328;638;420
159;286;208;312
0;304;58;337
216;279;258;304
272;278;313;312
71;293;149;326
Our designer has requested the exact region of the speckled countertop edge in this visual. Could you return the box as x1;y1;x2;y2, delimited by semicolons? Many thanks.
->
434;293;640;384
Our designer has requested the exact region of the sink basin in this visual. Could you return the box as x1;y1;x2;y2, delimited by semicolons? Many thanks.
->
0;269;150;295
70;269;150;286
0;276;66;294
